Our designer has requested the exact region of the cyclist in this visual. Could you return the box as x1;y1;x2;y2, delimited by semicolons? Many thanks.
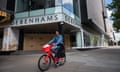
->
48;30;65;64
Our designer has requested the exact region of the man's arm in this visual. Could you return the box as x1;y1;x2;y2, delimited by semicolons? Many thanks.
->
48;37;55;45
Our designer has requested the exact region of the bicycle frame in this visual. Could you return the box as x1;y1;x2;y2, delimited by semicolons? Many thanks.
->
41;44;57;63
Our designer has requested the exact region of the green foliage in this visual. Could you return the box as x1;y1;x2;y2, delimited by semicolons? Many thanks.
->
107;0;120;10
107;0;120;32
118;40;120;45
113;19;120;32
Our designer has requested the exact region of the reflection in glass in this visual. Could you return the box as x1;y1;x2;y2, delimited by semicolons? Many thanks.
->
16;0;29;12
62;0;73;13
55;0;62;6
30;9;44;16
30;0;45;10
73;0;80;17
16;0;56;12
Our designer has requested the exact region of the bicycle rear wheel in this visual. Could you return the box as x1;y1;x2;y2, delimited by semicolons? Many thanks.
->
38;54;51;71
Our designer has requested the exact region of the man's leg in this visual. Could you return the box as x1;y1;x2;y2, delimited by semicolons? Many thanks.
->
54;47;61;64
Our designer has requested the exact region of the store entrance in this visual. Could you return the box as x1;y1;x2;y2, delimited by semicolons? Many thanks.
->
0;30;3;50
18;30;24;50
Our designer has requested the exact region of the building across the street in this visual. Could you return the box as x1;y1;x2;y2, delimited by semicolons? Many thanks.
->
0;0;113;52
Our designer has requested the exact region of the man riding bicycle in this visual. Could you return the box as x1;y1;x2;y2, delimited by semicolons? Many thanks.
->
38;30;66;71
47;30;65;64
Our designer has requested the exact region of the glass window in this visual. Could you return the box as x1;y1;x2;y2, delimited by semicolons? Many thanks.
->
15;12;29;18
45;0;55;8
45;8;55;14
16;0;29;12
30;9;44;16
63;7;74;18
16;0;56;12
7;0;15;11
73;0;80;17
55;0;62;6
45;6;62;14
62;0;73;13
30;0;55;9
31;0;45;10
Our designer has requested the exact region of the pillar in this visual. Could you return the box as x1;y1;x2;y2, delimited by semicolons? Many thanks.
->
76;32;82;47
81;29;84;48
101;34;104;47
2;27;19;51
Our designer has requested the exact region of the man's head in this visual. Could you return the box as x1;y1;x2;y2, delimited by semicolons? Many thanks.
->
56;30;60;35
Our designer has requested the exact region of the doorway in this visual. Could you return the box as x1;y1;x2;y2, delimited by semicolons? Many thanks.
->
0;30;3;50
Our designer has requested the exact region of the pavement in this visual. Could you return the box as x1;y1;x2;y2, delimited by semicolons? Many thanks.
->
0;47;120;72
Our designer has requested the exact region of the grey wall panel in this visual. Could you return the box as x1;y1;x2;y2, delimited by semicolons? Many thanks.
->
86;0;105;32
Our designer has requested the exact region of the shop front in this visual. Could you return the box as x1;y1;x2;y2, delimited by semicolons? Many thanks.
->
15;21;79;51
0;0;83;51
1;12;81;51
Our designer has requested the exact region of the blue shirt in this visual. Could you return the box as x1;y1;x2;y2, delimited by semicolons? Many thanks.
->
48;34;63;46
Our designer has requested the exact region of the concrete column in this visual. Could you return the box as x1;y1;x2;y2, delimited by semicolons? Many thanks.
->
2;27;19;51
76;32;82;47
76;29;84;48
99;36;102;46
101;34;104;47
81;29;84;48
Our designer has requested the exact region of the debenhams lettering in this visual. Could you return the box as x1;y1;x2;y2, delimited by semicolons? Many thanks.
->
14;14;58;25
13;14;78;27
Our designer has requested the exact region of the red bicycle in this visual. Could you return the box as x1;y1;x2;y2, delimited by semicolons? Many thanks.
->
38;44;66;71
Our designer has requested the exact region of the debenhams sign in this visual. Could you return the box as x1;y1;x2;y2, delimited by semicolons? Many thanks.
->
13;14;61;26
12;14;77;26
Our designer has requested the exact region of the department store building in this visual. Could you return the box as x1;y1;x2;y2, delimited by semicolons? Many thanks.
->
0;0;110;52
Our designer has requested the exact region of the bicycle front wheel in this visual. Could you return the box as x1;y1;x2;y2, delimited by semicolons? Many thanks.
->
38;54;51;71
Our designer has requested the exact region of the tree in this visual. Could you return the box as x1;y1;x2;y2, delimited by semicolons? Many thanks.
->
107;0;120;32
118;40;120;45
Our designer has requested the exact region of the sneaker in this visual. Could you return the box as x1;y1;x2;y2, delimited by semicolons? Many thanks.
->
55;62;60;66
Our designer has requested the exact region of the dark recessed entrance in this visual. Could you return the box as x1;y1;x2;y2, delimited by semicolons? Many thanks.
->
0;29;3;50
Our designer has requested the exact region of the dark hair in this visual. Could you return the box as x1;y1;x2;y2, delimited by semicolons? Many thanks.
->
56;30;61;34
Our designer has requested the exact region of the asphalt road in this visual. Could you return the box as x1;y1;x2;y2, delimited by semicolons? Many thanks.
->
0;48;120;72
